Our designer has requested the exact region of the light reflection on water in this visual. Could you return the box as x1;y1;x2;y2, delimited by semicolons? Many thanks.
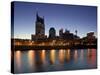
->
87;49;96;65
15;50;21;71
66;49;70;62
50;49;56;64
41;50;46;64
59;49;65;64
28;50;35;69
80;49;84;61
74;50;78;63
13;49;97;73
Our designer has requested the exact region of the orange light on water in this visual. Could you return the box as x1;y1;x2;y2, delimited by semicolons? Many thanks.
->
66;49;70;62
15;50;21;69
28;50;35;67
50;49;56;64
59;49;65;64
41;50;46;63
74;50;78;63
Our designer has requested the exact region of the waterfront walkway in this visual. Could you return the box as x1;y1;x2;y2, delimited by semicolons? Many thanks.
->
12;44;97;50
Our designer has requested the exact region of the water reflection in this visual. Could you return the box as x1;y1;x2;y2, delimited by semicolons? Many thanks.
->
74;50;78;63
40;50;46;64
28;50;35;68
15;51;21;70
80;49;84;61
50;49;56;64
59;49;65;64
14;49;97;73
66;49;70;63
87;49;96;65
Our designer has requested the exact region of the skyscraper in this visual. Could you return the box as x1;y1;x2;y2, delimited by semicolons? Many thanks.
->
35;12;45;36
31;12;47;41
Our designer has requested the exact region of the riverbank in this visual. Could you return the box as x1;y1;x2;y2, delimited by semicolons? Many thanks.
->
11;44;97;51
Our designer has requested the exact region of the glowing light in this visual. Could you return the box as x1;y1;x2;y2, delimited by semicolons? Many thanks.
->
87;49;96;65
66;49;70;62
28;50;35;67
74;50;78;63
41;50;46;64
59;49;65;64
80;49;84;61
15;51;21;70
50;49;56;64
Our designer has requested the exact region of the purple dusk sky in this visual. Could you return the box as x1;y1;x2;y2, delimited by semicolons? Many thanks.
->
12;1;97;39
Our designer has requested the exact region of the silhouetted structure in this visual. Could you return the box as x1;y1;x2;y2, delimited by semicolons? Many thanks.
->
49;27;56;39
75;30;77;36
59;28;63;39
59;29;80;40
31;12;47;41
36;12;45;35
82;32;97;45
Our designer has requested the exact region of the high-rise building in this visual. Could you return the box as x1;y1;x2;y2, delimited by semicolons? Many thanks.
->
49;27;56;39
35;12;45;36
31;12;47;41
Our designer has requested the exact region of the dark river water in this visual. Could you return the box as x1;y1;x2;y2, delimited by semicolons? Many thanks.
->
13;49;97;73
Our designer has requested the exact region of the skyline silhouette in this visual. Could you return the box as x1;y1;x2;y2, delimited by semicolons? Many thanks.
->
12;2;97;39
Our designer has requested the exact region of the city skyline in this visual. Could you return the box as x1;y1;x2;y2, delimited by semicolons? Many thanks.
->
12;2;97;39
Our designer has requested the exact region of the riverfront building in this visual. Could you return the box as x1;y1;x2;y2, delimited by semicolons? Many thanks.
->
31;12;47;41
